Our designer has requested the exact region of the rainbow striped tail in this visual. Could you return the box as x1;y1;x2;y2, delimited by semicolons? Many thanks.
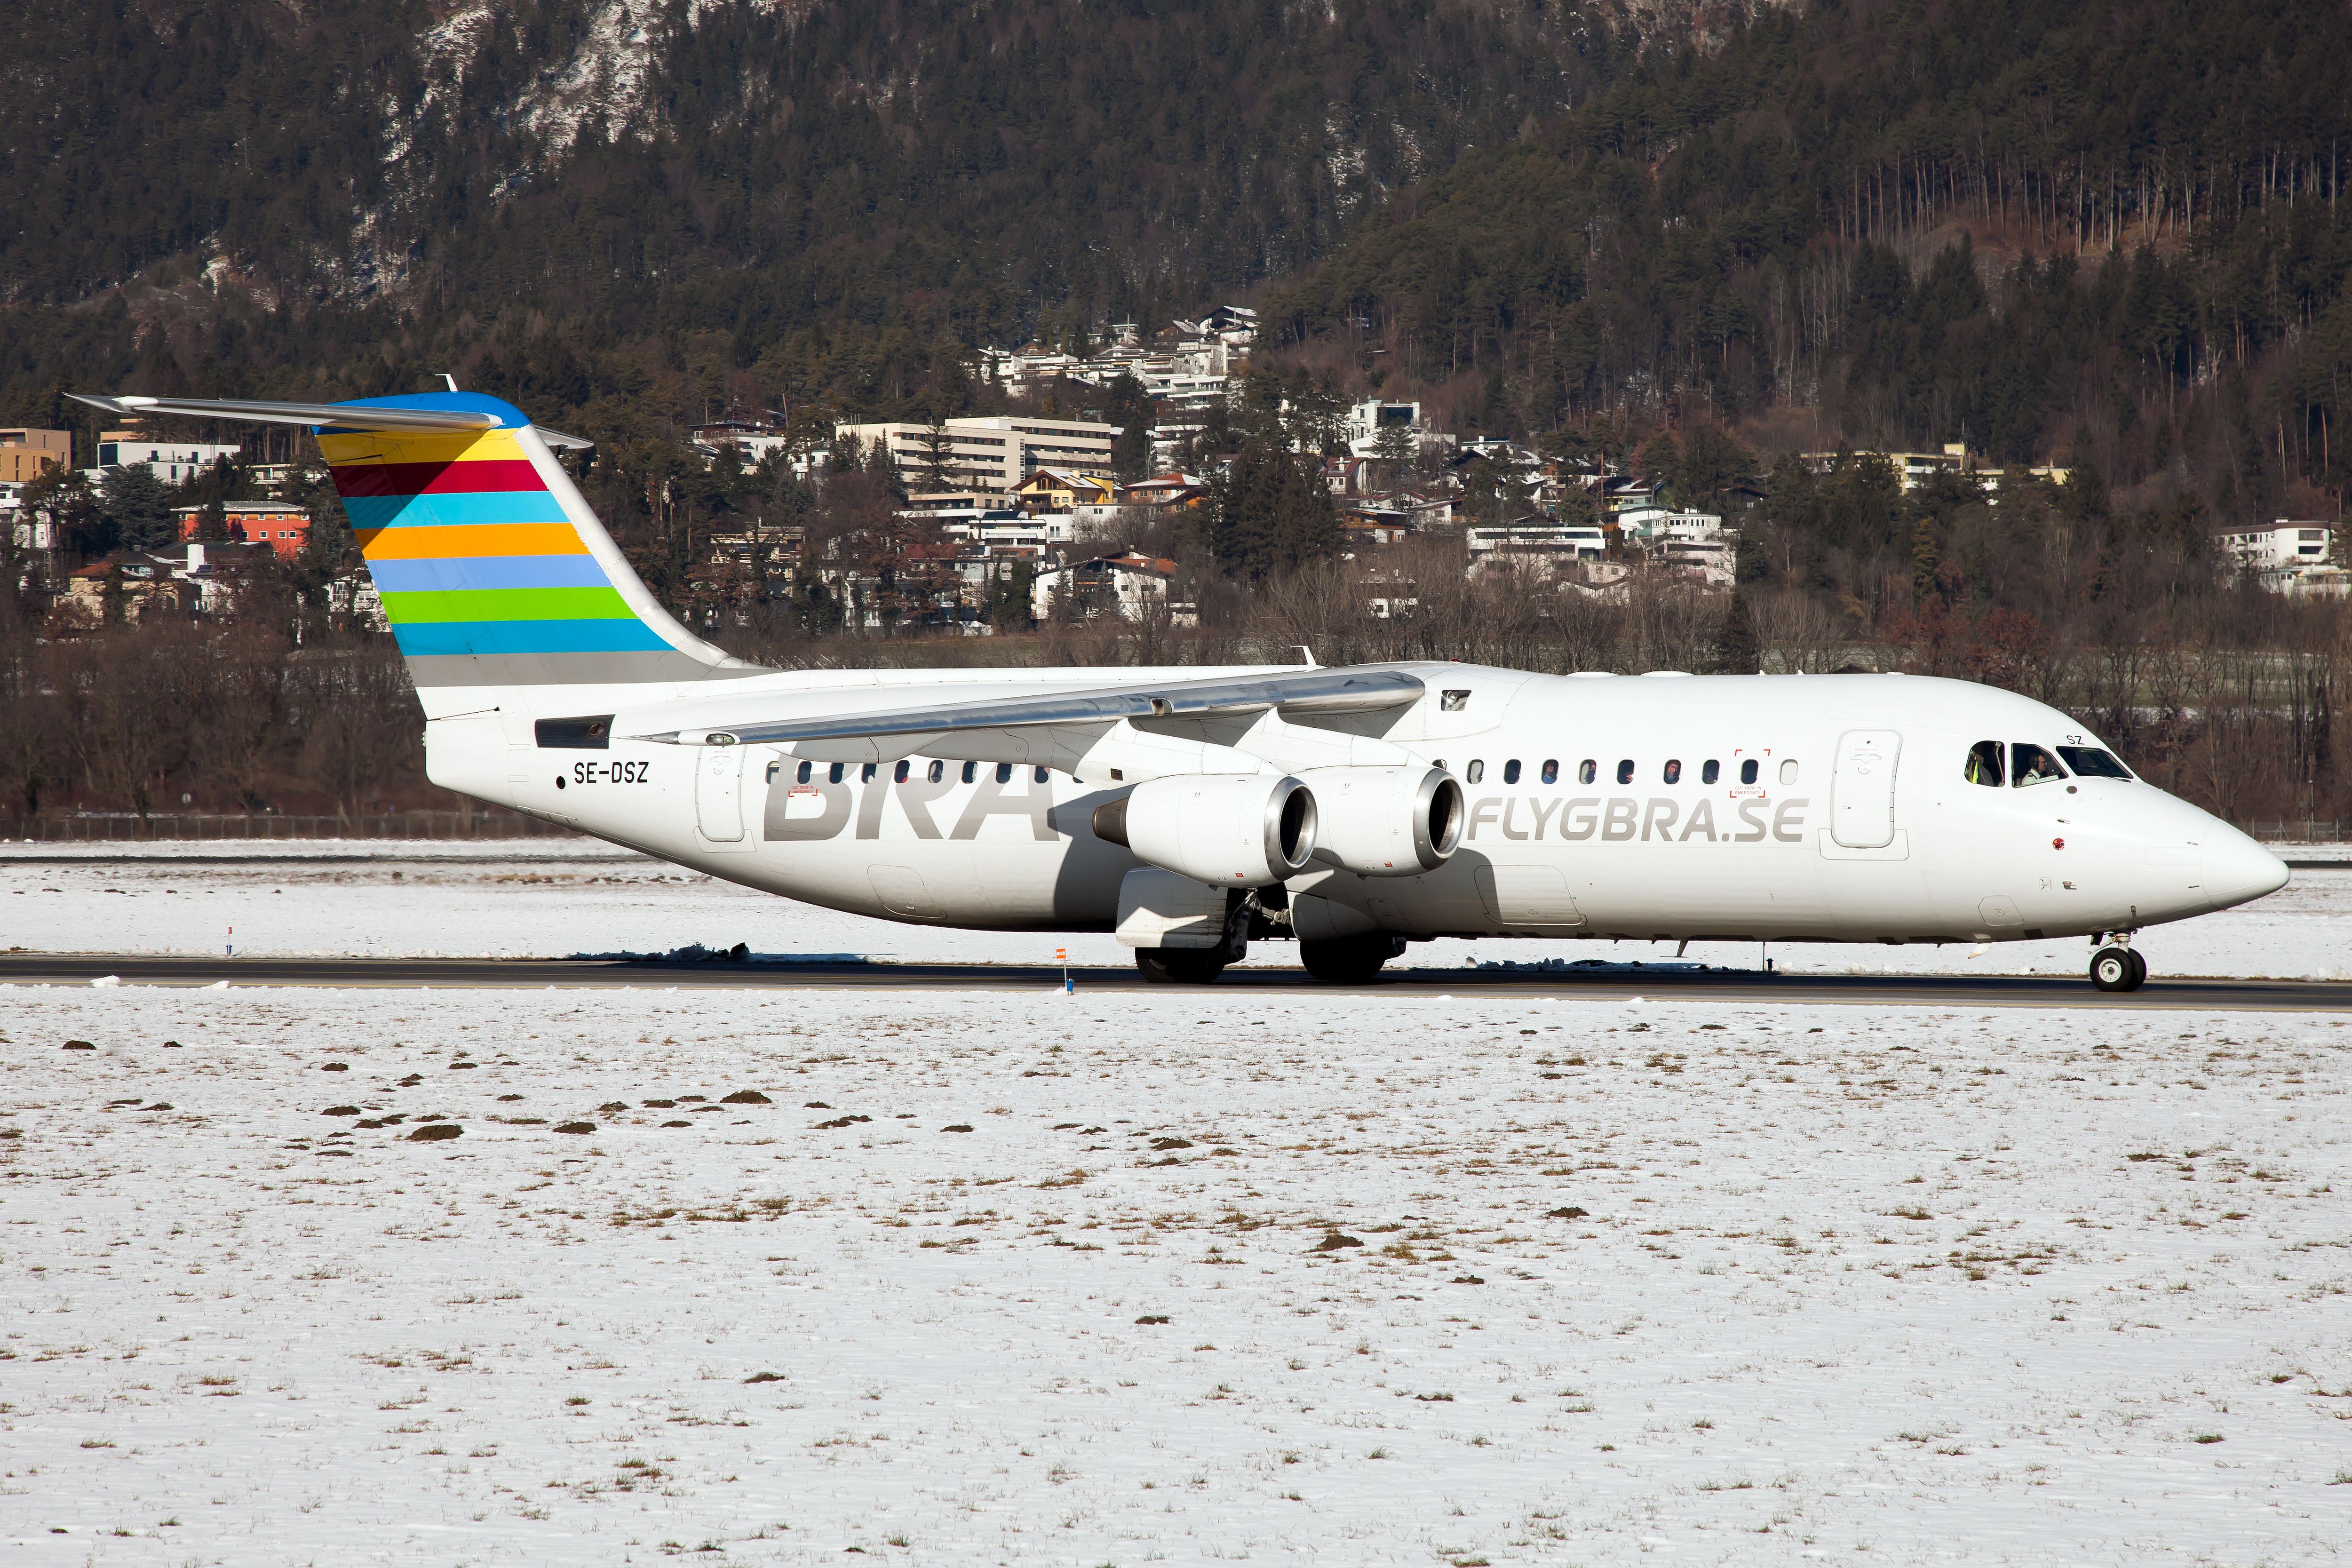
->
317;393;751;692
73;390;756;698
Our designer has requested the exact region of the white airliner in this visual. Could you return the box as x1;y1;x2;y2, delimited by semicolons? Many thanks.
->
77;389;2288;990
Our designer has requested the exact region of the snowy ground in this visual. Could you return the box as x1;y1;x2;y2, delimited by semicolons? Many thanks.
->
0;842;2344;981
1;986;2347;1564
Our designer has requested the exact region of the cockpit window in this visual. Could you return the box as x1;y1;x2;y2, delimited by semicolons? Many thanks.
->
2057;745;2132;780
1964;740;2004;787
2011;743;2068;787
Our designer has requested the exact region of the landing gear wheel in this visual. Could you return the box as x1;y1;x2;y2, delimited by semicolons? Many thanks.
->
1136;948;1227;985
2126;948;2148;990
2090;946;2139;992
1299;934;1406;986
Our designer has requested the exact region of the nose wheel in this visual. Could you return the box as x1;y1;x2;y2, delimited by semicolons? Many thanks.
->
2090;944;2147;992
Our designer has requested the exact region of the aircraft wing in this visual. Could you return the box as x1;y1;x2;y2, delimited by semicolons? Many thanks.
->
643;666;1425;746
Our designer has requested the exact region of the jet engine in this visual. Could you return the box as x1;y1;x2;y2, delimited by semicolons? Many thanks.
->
1294;765;1462;875
1092;773;1316;886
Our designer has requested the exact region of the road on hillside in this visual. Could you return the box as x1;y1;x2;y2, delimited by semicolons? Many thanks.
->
2;953;2346;1011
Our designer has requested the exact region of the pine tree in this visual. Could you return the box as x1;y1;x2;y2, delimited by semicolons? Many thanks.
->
1710;587;1762;674
1209;439;1340;579
99;465;174;553
1105;373;1153;481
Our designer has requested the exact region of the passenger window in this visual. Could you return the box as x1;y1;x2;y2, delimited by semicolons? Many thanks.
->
1441;689;1470;711
828;763;845;784
894;760;910;783
1503;759;1521;784
1701;759;1719;785
1779;759;1799;785
1616;759;1635;785
2056;745;2132;780
796;760;812;785
1662;758;1682;784
1964;740;2004;787
995;762;1013;783
961;761;977;784
927;760;945;783
1541;759;1559;784
766;761;782;783
1465;760;1485;784
1579;759;1597;785
1034;765;1050;783
2011;743;2067;787
861;763;877;783
1739;759;1759;785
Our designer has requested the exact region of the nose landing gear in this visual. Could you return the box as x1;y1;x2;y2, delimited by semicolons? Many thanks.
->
2089;936;2147;993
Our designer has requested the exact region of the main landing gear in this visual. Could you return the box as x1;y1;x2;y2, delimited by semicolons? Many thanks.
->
2089;938;2148;993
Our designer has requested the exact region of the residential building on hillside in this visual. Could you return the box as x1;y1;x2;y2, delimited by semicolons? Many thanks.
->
2218;519;2343;593
1799;444;2072;494
1341;400;1422;452
687;419;795;466
1120;473;1207;509
172;503;311;559
1616;508;1724;543
1009;470;1116;512
1465;517;1610;563
94;432;244;484
0;428;70;482
839;416;1119;498
938;513;1073;552
2218;519;2334;572
1033;551;1183;624
1340;506;1417;547
60;555;184;625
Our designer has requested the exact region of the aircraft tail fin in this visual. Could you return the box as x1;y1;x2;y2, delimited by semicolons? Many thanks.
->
72;391;756;693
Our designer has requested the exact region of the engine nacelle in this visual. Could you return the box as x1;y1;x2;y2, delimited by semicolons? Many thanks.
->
1294;765;1462;875
1092;772;1316;886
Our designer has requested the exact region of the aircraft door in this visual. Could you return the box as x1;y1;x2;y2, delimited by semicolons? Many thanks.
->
696;746;746;842
1829;730;1901;849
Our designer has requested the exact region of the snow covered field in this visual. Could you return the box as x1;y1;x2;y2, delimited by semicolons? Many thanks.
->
3;985;2347;1564
1;841;2345;980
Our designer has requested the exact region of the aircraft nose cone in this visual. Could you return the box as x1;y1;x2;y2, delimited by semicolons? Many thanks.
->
2202;831;2290;911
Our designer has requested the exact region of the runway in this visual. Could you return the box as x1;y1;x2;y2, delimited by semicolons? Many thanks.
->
4;952;2346;1009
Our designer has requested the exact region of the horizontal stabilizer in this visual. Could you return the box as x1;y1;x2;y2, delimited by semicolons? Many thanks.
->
644;666;1424;746
70;393;502;434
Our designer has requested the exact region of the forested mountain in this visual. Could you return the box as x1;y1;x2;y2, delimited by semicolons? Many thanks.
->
1263;0;2352;516
8;0;2346;524
0;0;1669;440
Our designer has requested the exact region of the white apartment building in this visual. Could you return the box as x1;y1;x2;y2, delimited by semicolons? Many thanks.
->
1799;443;2072;495
933;512;1075;550
93;434;244;484
1465;518;1610;561
1616;508;1724;543
838;416;1119;499
2218;519;2344;593
2218;519;2333;573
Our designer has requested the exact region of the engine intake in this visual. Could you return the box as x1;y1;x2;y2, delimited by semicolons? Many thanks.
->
1295;765;1462;875
1091;773;1316;886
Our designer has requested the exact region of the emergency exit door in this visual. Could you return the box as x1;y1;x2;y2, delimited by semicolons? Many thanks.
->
696;746;746;842
1829;730;1900;849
